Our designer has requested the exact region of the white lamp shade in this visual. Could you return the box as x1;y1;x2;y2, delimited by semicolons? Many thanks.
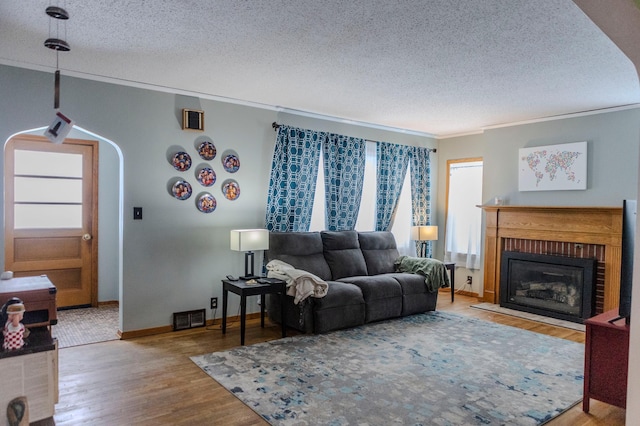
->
411;225;438;241
230;229;269;252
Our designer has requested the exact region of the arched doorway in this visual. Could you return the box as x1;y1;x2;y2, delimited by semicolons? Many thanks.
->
4;126;123;341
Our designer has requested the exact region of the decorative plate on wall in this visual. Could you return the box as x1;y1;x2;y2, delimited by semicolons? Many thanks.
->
196;167;216;187
172;152;192;171
197;193;217;213
172;180;192;200
222;179;240;201
222;154;240;173
197;141;217;161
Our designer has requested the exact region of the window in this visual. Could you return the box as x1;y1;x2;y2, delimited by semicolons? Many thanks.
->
445;158;483;269
310;141;413;255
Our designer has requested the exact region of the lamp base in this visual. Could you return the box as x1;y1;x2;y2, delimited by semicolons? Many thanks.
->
242;251;258;281
419;241;427;258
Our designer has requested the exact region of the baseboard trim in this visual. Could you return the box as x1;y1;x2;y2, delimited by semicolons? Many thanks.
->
98;300;119;307
438;288;479;298
118;312;262;340
455;290;478;297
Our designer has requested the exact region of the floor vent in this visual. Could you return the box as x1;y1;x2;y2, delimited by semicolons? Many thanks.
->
173;309;206;331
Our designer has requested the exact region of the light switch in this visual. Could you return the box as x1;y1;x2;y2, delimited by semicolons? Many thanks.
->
133;207;143;220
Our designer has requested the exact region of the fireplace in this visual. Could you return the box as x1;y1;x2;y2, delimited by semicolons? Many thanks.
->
500;251;597;323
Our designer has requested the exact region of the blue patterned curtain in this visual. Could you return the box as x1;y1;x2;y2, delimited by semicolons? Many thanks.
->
410;147;433;257
375;142;410;231
323;134;366;231
265;125;325;232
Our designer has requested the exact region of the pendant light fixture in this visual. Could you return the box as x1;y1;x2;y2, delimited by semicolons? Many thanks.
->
43;4;74;144
44;4;71;109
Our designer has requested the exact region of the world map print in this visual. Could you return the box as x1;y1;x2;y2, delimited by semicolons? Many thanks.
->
518;141;587;191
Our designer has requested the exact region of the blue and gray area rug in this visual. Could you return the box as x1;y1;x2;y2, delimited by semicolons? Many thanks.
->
191;311;584;425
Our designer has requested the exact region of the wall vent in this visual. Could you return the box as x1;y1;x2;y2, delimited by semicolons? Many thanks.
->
173;309;206;331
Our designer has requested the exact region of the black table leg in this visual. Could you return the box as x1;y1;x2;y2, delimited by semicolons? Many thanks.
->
280;285;286;338
260;294;266;328
451;267;455;302
240;294;247;346
443;263;455;302
222;288;228;334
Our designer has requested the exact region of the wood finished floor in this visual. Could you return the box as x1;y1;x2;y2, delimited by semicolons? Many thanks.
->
35;293;626;425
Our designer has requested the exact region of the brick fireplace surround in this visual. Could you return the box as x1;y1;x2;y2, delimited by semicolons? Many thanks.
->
481;206;623;314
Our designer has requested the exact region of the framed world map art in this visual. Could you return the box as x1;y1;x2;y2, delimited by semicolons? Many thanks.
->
518;141;587;191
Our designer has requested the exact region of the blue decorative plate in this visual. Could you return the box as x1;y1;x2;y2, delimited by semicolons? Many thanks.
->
222;154;240;173
197;167;216;187
198;141;217;161
172;151;192;171
172;180;192;200
222;179;240;200
197;193;217;213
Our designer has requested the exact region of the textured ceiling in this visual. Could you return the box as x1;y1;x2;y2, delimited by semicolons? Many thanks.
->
1;0;639;137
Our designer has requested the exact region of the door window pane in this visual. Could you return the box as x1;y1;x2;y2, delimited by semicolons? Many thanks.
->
14;150;82;178
15;177;82;203
14;204;82;229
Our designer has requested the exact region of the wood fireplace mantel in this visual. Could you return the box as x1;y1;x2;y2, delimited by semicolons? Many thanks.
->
481;205;623;311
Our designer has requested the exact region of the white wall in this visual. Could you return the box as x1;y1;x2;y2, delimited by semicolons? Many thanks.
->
0;64;437;332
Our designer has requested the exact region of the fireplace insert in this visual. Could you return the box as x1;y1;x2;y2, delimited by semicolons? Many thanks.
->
500;251;597;323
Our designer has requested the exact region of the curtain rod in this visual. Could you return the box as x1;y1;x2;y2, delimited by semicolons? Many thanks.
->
272;122;436;153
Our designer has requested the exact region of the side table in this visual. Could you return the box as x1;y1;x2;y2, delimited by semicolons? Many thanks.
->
444;262;455;302
582;309;629;412
221;278;287;345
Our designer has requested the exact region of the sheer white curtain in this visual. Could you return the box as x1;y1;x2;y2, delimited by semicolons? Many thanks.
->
445;161;483;269
311;141;413;255
309;153;326;232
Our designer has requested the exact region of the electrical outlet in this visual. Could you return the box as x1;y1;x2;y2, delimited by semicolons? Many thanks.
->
210;297;218;309
466;276;473;285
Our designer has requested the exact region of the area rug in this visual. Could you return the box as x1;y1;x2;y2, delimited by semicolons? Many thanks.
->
52;305;120;348
471;302;586;332
191;311;584;425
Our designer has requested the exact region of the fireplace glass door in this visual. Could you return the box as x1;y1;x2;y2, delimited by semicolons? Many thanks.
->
500;251;597;323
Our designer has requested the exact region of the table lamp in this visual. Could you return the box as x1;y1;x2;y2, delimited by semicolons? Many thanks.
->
411;225;438;258
230;229;269;280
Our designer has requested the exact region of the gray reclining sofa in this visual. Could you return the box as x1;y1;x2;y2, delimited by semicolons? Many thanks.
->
265;230;442;334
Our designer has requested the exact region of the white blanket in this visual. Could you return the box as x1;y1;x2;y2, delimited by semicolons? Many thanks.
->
266;259;328;304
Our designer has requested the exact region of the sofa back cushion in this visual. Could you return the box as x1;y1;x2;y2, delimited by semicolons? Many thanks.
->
358;231;400;275
266;232;332;280
321;231;368;279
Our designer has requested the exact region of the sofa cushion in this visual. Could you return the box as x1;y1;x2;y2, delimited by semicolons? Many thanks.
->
268;281;366;334
266;232;332;281
357;231;400;275
391;273;440;315
321;231;368;279
338;274;403;322
312;281;366;333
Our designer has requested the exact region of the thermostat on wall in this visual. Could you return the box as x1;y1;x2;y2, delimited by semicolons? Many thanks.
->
182;108;204;131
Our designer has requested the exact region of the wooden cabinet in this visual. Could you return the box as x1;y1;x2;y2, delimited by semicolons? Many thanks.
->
1;277;58;424
583;309;629;412
0;329;58;425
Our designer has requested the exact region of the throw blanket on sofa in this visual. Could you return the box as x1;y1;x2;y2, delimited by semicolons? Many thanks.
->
394;256;451;292
266;259;329;304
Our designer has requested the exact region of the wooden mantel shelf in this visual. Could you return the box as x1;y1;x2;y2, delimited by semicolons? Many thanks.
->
480;205;623;311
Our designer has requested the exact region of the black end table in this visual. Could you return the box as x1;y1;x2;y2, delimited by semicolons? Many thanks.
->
221;278;287;345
